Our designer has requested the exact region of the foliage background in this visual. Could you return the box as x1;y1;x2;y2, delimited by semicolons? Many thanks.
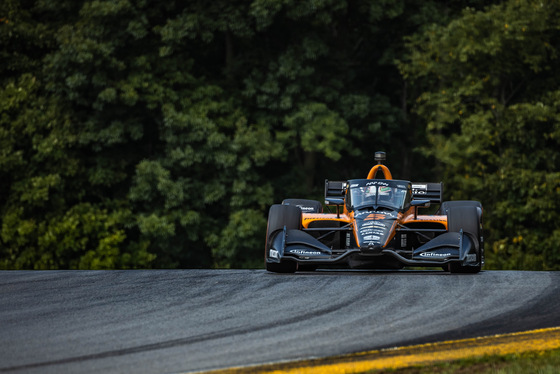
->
1;0;558;270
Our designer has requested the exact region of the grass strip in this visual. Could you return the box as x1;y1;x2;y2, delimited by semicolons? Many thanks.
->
200;327;560;374
368;347;560;373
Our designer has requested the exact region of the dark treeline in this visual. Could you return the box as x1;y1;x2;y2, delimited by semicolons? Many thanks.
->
1;0;559;270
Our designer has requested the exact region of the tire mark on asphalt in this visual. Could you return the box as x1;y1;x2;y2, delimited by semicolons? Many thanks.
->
2;270;556;374
394;271;560;348
0;290;358;372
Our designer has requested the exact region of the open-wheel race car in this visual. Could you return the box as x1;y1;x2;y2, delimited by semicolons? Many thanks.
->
265;152;484;273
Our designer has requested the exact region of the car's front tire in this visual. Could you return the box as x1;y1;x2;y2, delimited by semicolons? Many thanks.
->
445;204;482;273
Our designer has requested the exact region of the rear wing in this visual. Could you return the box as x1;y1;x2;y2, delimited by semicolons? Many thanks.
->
411;182;443;204
324;180;347;205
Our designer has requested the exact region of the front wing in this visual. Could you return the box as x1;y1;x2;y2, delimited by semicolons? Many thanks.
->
266;227;480;269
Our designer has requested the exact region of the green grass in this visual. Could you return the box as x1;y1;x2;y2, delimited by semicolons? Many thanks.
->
365;348;560;374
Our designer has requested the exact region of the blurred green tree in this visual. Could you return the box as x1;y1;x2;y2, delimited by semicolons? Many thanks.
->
1;0;507;269
400;0;560;270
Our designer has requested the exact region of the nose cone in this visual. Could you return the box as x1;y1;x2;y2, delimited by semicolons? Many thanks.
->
354;210;396;248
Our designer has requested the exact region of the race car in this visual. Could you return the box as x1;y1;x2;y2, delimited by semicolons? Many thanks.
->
265;152;484;273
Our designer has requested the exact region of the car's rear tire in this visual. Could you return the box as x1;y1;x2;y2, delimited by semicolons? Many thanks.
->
446;205;482;273
282;199;323;213
265;204;302;273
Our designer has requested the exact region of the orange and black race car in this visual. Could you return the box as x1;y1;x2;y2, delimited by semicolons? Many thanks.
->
265;152;484;273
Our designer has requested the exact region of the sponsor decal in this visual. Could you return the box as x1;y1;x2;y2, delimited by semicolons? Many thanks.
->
302;214;338;221
359;228;385;236
366;181;389;186
288;249;323;256
269;249;279;259
419;252;451;257
298;206;315;211
363;235;380;241
412;184;428;195
350;184;359;188
400;234;407;247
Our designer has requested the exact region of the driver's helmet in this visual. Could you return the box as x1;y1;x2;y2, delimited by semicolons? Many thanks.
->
378;186;393;203
364;186;376;198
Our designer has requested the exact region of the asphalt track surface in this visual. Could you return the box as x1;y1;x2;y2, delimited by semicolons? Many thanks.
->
1;270;559;374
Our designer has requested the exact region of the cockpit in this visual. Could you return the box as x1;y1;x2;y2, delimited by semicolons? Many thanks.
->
347;179;410;211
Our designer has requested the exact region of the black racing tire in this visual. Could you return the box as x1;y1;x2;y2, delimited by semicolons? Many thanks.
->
265;204;302;273
446;205;482;273
282;199;323;213
266;260;298;273
297;265;318;272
